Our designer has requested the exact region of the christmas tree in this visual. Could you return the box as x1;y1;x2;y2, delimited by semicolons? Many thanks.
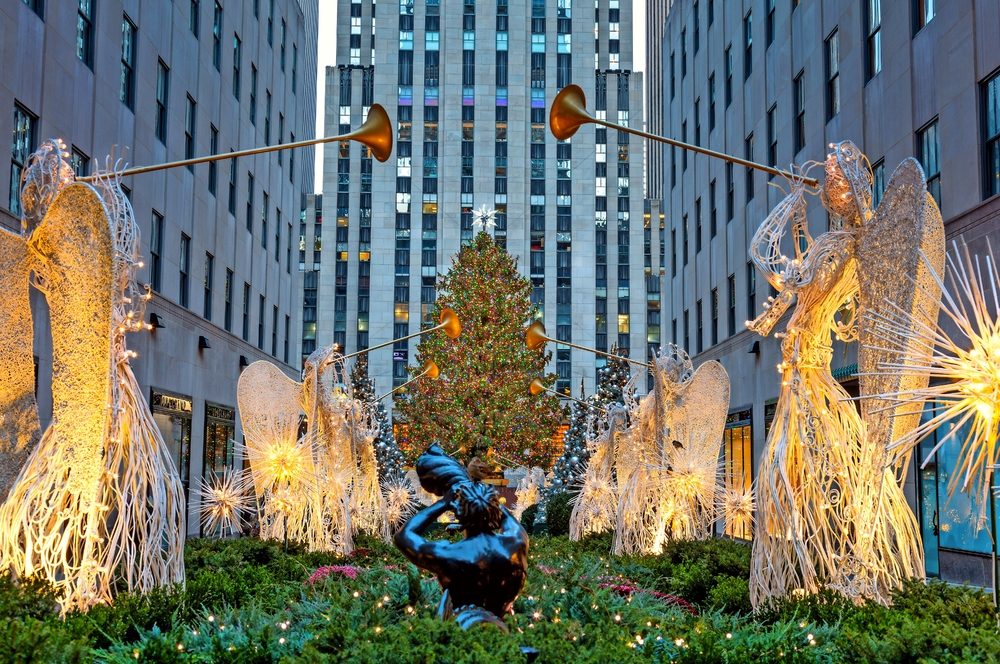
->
395;231;563;469
548;346;633;494
349;352;405;480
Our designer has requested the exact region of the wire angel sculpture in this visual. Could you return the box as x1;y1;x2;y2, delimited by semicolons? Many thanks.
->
512;466;546;522
0;141;185;612
612;345;730;555
568;403;627;541
747;141;944;608
865;238;1000;528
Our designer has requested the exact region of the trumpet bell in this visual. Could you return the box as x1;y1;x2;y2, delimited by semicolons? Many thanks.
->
526;320;549;351
529;377;547;396
550;85;592;141
439;308;461;339
346;104;393;163
422;360;440;380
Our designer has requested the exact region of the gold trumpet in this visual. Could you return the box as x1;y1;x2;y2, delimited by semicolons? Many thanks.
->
550;85;818;188
340;307;461;362
528;377;604;411
78;104;393;182
377;360;439;400
526;319;651;369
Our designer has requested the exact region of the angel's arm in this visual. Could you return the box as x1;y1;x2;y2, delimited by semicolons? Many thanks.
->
749;183;808;291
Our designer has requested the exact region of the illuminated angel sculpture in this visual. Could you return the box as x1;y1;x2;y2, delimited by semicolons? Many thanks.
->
569;404;626;541
237;346;389;554
0;140;185;612
747;141;944;608
612;346;730;555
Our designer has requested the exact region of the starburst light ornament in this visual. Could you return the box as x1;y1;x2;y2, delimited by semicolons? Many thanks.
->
197;471;254;534
868;239;1000;525
471;205;498;231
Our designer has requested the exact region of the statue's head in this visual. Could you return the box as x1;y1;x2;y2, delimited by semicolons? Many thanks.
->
19;139;74;236
453;480;503;535
821;140;874;229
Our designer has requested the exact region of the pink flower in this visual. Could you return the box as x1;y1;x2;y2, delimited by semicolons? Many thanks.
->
307;565;362;585
598;583;696;614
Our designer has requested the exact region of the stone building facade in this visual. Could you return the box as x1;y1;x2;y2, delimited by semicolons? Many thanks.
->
312;0;652;411
0;0;317;536
655;0;1000;584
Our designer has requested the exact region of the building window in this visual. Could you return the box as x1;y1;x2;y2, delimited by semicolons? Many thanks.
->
693;0;700;53
681;29;687;78
709;73;716;131
268;0;274;45
915;0;934;32
866;0;882;81
766;0;775;47
264;91;271;145
983;72;1000;199
213;1;222;70
747;261;756;320
726;162;734;221
190;0;200;37
203;404;236;485
228;154;237;214
258;295;266;350
695;198;702;253
185;96;196;165
249;65;257;125
711;288;719;345
826;29;840;120
22;0;43;16
155;60;169;144
286;222;292;273
725;45;733;107
233;34;242;99
709;180;717;237
280;19;286;71
179;234;191;308
262;192;269;248
150;391;192;495
77;0;94;68
203;253;214;320
671;228;677;277
208;125;218;194
767;105;777;176
794;70;805;153
683;309;690;350
670;52;675;99
872;159;886;207
275;209;281;261
242;282;250;341
150;211;163;292
681;122;688;170
121;15;137;110
284;314;290;363
743;12;752;80
723;409;753;539
696;299;704;353
292;45;298;93
271;305;278;356
289;133;295;184
71;147;89;177
745;134;754;201
246;172;254;232
682;214;689;265
727;274;736;336
224;268;233;332
918;118;941;207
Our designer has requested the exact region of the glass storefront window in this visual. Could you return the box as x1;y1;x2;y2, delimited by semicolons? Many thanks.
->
723;408;753;540
151;390;192;495
204;403;237;479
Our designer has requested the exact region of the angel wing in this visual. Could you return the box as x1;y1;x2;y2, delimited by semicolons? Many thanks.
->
0;228;40;500
857;158;945;465
667;360;730;458
237;360;304;442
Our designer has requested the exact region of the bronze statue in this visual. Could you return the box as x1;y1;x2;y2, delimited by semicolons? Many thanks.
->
394;445;528;625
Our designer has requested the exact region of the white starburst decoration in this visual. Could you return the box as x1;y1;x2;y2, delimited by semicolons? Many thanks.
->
471;205;498;231
197;471;255;534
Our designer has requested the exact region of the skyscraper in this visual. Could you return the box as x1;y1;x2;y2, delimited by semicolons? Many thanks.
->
0;0;317;536
312;0;654;413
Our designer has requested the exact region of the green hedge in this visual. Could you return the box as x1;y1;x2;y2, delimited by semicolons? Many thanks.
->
2;531;998;663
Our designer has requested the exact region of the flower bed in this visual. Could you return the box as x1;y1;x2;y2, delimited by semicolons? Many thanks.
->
3;531;999;663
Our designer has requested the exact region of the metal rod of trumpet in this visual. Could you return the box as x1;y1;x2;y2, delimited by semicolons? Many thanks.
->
531;381;604;411
558;339;651;369
550;85;818;188
376;361;438;401
340;310;459;362
78;104;392;182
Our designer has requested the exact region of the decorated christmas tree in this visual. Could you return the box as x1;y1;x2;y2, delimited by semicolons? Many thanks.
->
395;230;563;469
349;352;405;480
548;347;633;494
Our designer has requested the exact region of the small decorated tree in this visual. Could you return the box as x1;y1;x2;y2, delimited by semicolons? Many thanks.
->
350;352;405;480
395;230;562;469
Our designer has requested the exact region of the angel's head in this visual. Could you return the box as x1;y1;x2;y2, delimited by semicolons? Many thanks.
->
820;141;874;229
19;139;74;236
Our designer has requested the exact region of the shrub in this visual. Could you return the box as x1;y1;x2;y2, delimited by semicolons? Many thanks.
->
520;504;539;533
545;492;572;537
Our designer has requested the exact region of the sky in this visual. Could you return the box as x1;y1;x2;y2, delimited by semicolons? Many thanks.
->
314;1;646;193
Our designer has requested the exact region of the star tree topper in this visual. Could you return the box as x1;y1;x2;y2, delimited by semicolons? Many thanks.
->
471;205;498;231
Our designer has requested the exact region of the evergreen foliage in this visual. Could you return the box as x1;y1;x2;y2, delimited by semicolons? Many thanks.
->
395;232;563;468
349;353;404;480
